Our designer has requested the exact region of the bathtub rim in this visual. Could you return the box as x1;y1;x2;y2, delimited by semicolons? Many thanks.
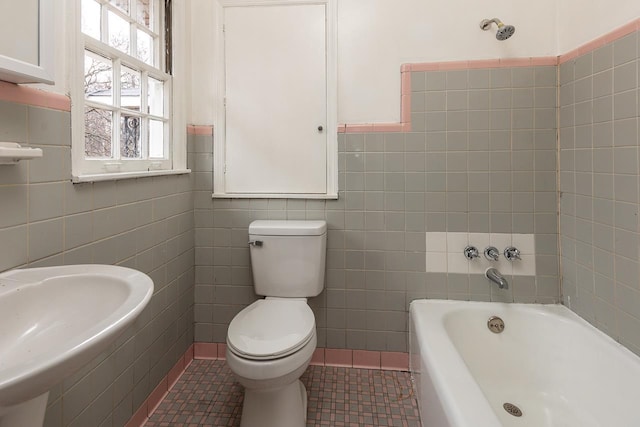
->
409;299;640;427
410;299;501;426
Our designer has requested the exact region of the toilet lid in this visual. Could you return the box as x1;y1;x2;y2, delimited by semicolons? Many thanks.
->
227;299;316;360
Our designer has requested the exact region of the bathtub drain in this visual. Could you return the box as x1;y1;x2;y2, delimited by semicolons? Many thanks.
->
487;316;505;333
503;403;523;417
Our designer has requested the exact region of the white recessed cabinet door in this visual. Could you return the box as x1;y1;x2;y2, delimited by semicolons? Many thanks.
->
223;4;329;195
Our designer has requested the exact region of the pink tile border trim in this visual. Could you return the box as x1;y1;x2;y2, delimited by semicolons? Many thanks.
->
341;56;556;135
353;349;381;369
325;348;353;367
191;343;409;371
126;344;194;427
187;125;214;135
376;123;406;132
559;18;640;64
0;81;71;112
126;404;148;427
341;18;640;134
147;378;168;415
381;351;410;371
217;342;228;360
310;348;325;365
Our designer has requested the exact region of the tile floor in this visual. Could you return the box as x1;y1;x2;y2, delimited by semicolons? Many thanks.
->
145;359;421;426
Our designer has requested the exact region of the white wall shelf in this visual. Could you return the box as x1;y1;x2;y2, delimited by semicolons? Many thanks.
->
0;142;43;165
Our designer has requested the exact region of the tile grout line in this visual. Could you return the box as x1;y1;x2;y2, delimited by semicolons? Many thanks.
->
192;342;410;371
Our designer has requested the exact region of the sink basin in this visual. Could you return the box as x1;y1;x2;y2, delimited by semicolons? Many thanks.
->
0;265;153;426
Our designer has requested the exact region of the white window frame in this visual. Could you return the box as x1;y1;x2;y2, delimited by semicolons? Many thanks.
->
212;0;338;199
70;0;189;182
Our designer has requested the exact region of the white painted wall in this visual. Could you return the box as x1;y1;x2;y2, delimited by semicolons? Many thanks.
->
190;1;216;125
190;0;557;124
26;1;640;125
336;0;557;123
557;0;640;53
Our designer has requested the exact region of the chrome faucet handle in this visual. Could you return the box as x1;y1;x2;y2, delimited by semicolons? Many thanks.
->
504;246;521;261
463;245;479;260
484;246;500;261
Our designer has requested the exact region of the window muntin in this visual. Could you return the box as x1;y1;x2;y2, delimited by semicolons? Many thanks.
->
78;0;170;175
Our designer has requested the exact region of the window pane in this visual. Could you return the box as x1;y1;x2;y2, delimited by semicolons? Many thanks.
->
121;67;140;110
81;0;101;40
148;77;163;116
108;11;130;54
149;119;164;158
109;0;130;14
121;115;141;158
85;107;113;158
136;0;155;30
84;51;113;105
137;29;153;65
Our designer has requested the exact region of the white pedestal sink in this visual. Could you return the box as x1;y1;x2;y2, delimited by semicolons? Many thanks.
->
0;265;154;427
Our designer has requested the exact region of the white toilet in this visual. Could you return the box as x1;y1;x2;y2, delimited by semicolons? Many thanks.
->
225;220;327;427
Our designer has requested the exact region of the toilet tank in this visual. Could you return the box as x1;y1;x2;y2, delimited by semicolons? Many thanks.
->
248;220;327;298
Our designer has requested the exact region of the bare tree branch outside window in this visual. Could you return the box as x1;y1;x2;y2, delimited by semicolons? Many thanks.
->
84;55;113;157
84;30;147;158
81;0;167;165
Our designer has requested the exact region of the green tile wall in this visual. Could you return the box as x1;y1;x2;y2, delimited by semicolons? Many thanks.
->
559;30;640;355
193;65;561;354
0;100;195;427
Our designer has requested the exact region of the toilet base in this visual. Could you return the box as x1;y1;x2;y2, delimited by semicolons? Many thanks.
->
240;379;308;427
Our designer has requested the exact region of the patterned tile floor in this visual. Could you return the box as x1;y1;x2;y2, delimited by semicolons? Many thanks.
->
145;359;421;426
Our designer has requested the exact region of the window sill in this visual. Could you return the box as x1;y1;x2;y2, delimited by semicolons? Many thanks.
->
72;169;191;183
212;192;338;200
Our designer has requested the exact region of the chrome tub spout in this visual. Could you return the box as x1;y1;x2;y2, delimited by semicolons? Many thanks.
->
485;267;509;290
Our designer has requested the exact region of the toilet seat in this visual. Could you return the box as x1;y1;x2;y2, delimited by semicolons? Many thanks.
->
227;298;315;361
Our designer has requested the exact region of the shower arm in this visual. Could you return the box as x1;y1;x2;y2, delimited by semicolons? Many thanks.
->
480;18;506;30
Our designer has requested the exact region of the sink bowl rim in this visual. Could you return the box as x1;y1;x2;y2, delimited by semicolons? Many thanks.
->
0;264;154;406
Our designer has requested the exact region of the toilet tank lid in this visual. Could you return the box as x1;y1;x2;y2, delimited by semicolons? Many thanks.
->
249;220;327;236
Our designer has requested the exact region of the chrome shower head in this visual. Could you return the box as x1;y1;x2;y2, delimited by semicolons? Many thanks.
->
480;18;516;41
496;24;515;41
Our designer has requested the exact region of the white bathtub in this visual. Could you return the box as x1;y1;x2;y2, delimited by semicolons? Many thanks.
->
409;299;640;427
